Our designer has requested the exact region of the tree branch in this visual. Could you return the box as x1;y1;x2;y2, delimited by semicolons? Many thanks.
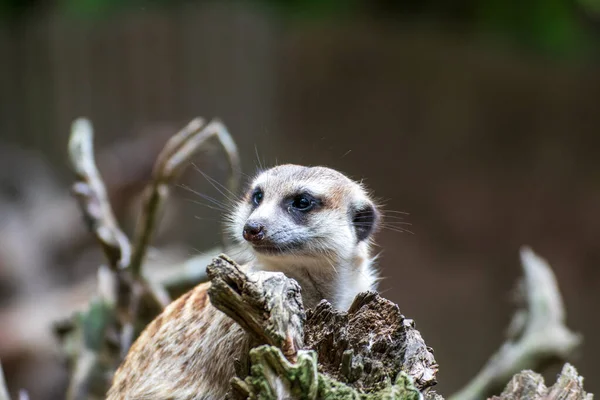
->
0;361;10;400
68;118;131;270
130;118;241;278
450;247;582;400
58;117;243;400
63;118;171;400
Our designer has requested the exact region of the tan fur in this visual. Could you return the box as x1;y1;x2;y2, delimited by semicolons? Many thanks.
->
107;282;248;400
107;165;380;399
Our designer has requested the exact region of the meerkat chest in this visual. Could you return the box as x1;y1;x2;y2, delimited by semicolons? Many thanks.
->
253;258;377;311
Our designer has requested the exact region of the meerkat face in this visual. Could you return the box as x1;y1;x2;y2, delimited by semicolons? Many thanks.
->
228;164;380;262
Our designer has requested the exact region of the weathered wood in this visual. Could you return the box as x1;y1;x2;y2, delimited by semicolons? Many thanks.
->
206;254;594;400
490;363;592;400
0;362;10;400
450;247;582;400
206;255;439;399
304;292;438;393
230;345;424;400
206;254;305;361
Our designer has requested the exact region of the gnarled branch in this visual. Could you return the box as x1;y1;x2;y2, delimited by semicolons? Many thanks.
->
450;247;582;400
69;118;131;270
130;119;241;278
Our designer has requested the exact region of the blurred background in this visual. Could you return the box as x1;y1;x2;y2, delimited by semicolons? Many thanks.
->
0;0;599;398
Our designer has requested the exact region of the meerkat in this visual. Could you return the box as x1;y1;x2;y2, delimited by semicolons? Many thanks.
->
107;164;381;400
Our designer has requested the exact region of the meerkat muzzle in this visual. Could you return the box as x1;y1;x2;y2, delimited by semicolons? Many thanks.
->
243;221;266;242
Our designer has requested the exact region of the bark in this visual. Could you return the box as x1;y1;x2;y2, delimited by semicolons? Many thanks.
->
205;254;593;400
206;255;438;399
304;292;438;392
490;364;593;400
206;254;305;361
449;247;582;400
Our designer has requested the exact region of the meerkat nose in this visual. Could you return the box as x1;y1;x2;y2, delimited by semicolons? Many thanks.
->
243;221;265;242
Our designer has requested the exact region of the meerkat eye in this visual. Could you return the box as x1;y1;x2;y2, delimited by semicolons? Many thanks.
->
251;189;264;206
291;194;314;211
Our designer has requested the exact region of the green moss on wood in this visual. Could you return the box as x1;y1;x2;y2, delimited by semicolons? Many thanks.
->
233;345;424;400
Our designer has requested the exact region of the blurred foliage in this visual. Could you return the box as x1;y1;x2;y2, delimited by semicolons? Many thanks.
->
475;0;590;56
580;0;600;13
0;0;599;57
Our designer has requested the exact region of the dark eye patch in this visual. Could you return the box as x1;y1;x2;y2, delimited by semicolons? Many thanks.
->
289;192;321;210
284;192;322;223
291;194;314;211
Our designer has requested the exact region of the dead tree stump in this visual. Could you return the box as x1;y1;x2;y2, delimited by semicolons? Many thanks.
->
206;255;438;399
204;254;593;400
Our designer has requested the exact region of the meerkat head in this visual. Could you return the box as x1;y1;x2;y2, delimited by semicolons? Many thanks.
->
227;164;380;265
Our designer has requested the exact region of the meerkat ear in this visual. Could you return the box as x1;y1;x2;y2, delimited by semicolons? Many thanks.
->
352;202;380;242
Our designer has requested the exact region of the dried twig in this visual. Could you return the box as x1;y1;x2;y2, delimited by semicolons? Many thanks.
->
0;361;10;400
129;118;241;278
69;118;131;270
64;118;169;400
0;244;249;361
0;360;30;400
16;391;29;400
123;118;240;358
59;117;242;400
450;247;582;400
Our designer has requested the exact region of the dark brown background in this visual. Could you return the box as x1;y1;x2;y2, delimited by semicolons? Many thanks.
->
0;2;598;398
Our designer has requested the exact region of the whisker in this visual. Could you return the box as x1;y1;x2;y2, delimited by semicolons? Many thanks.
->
351;221;414;234
380;210;410;215
225;247;250;261
382;226;414;235
254;144;264;172
182;198;229;213
178;183;235;213
194;216;225;223
188;246;215;258
380;215;410;221
378;221;413;228
191;163;240;202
